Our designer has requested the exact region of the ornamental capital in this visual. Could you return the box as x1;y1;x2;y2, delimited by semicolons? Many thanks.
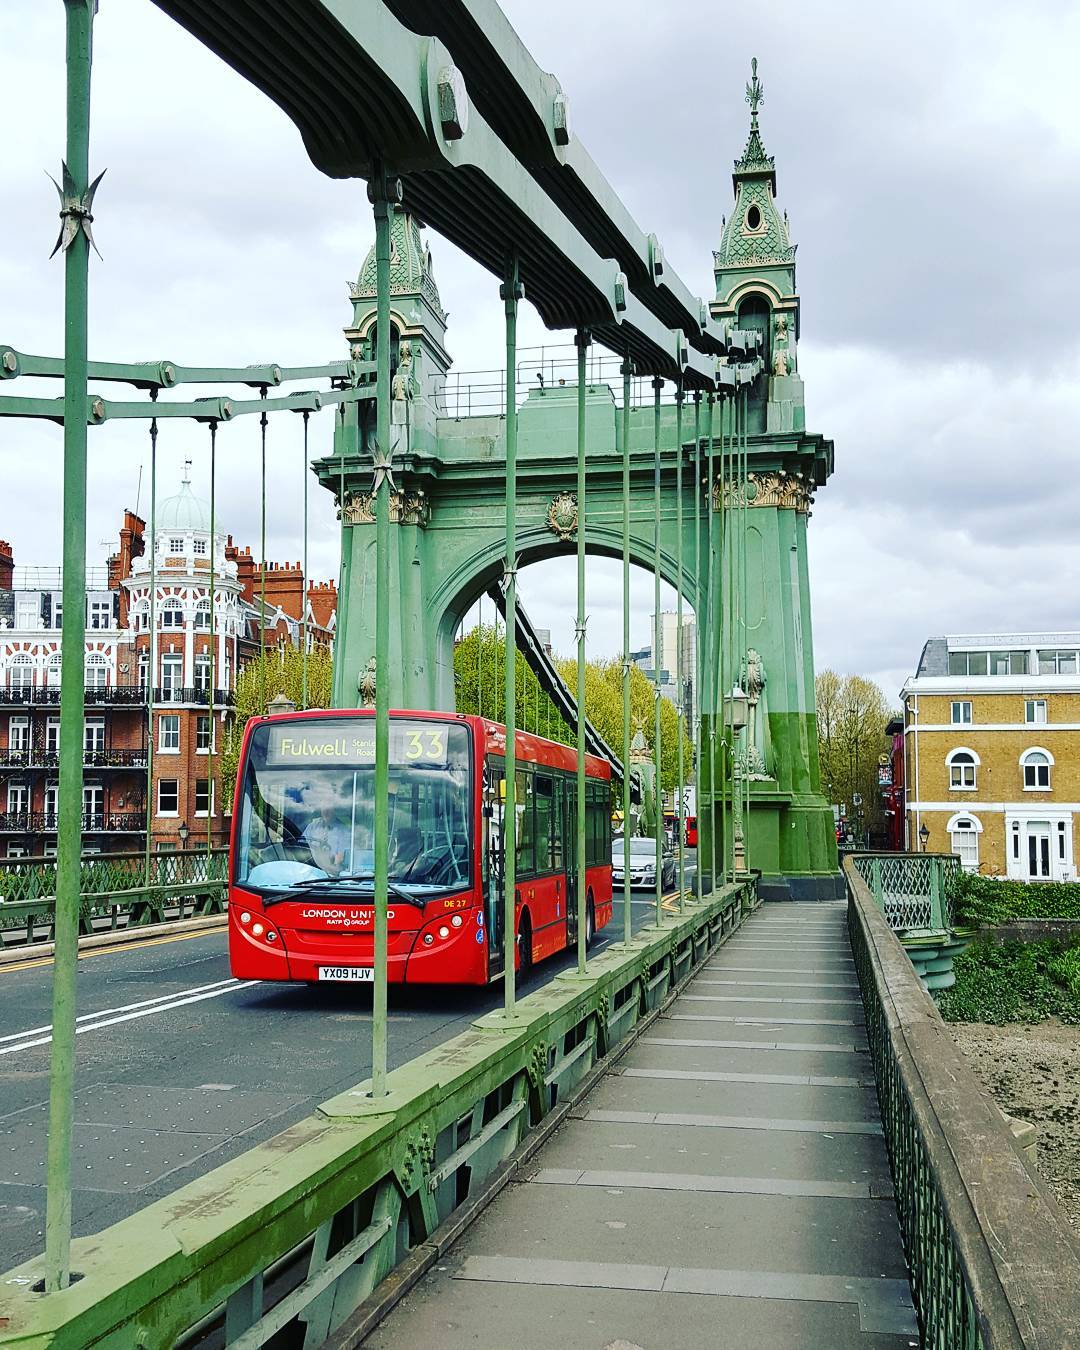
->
714;469;813;514
340;488;430;527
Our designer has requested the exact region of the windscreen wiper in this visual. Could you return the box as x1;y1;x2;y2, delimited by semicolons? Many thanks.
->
264;873;425;908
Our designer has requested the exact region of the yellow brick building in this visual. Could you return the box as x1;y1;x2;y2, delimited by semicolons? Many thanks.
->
901;634;1080;880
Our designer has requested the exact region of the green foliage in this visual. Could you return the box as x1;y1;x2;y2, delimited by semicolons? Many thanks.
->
220;647;334;808
939;937;1080;1025
815;670;891;839
950;870;1080;927
451;627;692;793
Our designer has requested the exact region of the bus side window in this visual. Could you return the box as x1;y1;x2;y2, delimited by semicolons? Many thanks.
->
535;774;554;874
516;768;535;876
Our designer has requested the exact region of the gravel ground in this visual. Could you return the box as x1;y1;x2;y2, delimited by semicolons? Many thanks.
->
949;1020;1080;1229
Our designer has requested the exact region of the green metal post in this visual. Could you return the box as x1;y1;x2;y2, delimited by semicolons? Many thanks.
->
692;393;703;903
741;388;750;870
575;330;589;972
675;388;685;910
719;393;730;882
706;395;718;890
144;409;157;881
652;376;663;926
301;411;309;710
332;401;349;709
501;255;521;1012
370;171;397;1097
46;0;95;1293
259;394;268;713
621;358;632;944
207;421;216;854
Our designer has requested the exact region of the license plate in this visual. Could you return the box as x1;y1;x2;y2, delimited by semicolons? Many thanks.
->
317;966;374;982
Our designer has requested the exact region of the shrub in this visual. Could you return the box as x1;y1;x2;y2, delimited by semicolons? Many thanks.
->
939;937;1080;1024
950;871;1080;927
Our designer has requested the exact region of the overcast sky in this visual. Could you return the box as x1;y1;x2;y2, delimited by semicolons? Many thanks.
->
3;1;1079;701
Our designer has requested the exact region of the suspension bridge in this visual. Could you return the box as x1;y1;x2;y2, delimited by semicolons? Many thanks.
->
0;4;1075;1348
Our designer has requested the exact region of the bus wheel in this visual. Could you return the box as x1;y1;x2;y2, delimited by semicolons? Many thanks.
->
585;895;596;949
518;913;533;976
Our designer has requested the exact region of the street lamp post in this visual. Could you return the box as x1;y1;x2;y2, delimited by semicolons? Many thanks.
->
919;822;930;852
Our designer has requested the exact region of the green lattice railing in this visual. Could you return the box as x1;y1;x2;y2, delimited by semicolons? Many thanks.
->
850;852;959;932
846;857;1080;1348
0;848;228;946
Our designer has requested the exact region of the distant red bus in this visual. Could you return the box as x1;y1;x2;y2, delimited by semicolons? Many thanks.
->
228;709;613;985
685;815;698;848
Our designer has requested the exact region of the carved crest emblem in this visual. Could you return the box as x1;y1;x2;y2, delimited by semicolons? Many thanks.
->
546;491;579;540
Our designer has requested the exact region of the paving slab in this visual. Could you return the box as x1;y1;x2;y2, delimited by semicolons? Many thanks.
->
370;902;914;1349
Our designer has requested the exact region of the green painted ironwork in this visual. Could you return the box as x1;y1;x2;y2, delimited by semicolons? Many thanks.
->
0;879;751;1348
502;253;521;1013
621;358;632;944
851;852;957;932
652;377;663;926
575;330;589;973
675;388;686;909
693;393;704;904
847;857;1080;1348
144;406;158;881
46;0;95;1293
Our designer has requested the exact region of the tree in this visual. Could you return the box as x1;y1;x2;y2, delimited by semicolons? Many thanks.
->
220;646;334;807
815;670;892;843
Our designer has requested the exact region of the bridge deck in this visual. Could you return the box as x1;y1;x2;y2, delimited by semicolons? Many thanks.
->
367;902;918;1349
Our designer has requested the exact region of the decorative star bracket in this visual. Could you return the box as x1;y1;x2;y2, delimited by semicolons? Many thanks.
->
499;555;521;596
574;616;589;644
48;162;105;259
369;440;397;495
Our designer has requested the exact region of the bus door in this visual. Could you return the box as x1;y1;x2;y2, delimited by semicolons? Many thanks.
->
482;759;505;977
563;774;579;947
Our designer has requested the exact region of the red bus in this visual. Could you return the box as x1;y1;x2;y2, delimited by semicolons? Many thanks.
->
685;815;698;848
228;708;613;985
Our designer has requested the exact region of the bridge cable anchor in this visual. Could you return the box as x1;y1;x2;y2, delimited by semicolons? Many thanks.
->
47;161;105;259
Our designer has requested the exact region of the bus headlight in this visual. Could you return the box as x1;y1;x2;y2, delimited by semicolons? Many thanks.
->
240;912;252;925
451;914;463;928
438;926;450;939
252;922;264;937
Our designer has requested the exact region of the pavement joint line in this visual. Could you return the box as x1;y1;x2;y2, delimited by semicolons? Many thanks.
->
575;1107;884;1134
704;965;855;975
642;1035;867;1054
680;994;863;1006
620;1067;874;1088
452;1257;918;1335
0;980;256;1057
666;1012;865;1027
528;1166;893;1200
693;978;859;990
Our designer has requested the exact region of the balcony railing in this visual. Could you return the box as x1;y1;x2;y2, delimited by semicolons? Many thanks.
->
153;687;234;707
0;684;234;708
0;811;146;833
0;747;148;769
0;684;151;707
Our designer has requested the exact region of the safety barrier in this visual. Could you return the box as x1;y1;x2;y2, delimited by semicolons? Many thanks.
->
0;882;751;1349
849;851;958;932
0;848;227;948
845;858;1080;1349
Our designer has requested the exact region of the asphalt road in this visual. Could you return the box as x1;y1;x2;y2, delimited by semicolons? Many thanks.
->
0;855;695;1270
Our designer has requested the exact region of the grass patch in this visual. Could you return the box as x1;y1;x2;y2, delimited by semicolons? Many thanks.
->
939;938;1080;1025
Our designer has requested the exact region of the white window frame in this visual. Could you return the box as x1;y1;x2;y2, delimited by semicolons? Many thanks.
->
1025;699;1047;725
6;845;27;859
193;538;208;556
167;537;185;555
82;785;103;823
88;599;111;631
950;700;972;725
6;783;29;813
83;719;105;754
193;654;212;692
84;653;108;689
45;717;60;754
1021;746;1053;791
946;812;981;872
195;714;213;754
946;747;979;791
157;778;180;816
45;653;62;685
15;598;39;629
160;600;184;629
158;713;181;753
194;601;211;630
8;655;34;690
9;717;29;752
194;778;214;818
160;653;183;696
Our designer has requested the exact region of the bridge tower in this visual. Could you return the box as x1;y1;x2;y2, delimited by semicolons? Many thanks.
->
711;59;840;898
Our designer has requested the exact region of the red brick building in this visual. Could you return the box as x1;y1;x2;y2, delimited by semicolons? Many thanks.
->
0;474;335;859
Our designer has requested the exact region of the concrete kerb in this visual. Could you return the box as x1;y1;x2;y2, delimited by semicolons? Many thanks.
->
0;882;750;1350
0;912;227;965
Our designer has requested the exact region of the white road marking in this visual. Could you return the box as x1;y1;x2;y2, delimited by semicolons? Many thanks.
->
0;979;255;1057
0;978;238;1044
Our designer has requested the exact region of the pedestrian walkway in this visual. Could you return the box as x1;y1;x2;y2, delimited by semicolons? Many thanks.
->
367;901;918;1350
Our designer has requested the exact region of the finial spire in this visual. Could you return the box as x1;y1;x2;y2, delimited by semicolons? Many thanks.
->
182;458;192;486
745;56;764;129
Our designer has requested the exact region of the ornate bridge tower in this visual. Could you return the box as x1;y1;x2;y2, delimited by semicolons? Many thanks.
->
711;60;839;898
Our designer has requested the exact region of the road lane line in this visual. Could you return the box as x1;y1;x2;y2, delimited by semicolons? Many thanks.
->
0;926;226;974
0;977;237;1044
0;980;256;1057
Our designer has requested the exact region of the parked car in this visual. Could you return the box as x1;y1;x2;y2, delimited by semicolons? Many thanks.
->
612;835;677;891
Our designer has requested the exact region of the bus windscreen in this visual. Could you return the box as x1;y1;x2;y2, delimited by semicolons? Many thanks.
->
235;718;472;899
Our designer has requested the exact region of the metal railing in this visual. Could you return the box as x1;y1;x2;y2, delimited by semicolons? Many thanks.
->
0;746;148;768
845;857;1080;1348
154;686;234;706
849;852;958;932
0;811;147;833
0;683;150;706
0;847;229;946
